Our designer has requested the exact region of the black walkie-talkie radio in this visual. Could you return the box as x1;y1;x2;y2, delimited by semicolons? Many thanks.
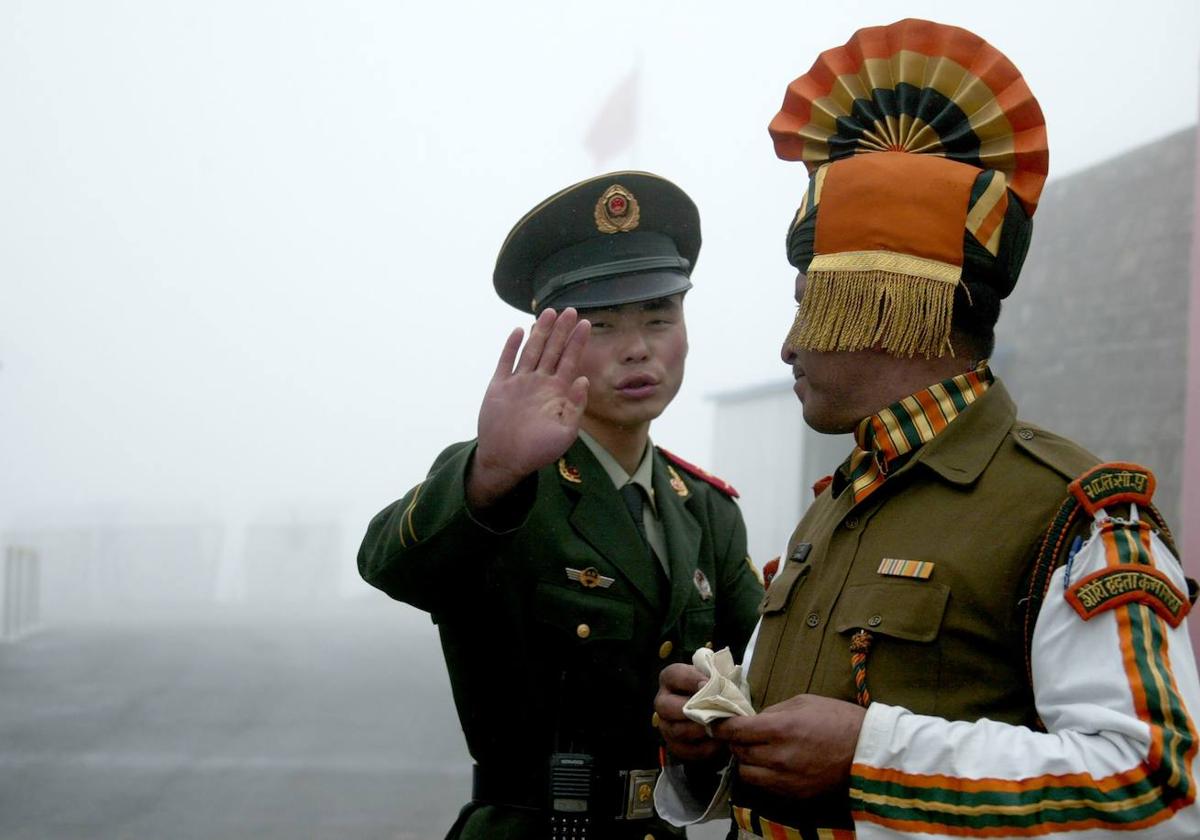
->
548;751;593;838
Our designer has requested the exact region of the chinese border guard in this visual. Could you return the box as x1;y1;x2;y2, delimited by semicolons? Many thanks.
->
359;172;763;839
654;18;1200;839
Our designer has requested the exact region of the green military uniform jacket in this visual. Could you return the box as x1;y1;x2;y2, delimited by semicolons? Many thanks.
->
360;437;763;839
739;379;1100;830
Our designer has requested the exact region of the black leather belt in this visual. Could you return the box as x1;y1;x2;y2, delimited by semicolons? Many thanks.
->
472;763;660;820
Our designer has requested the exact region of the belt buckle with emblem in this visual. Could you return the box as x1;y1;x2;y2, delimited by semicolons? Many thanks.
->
620;768;659;820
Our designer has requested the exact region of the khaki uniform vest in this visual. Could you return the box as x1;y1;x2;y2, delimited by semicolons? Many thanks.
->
738;381;1098;829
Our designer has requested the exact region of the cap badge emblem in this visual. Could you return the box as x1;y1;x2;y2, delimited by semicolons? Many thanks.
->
558;458;583;484
594;184;640;234
567;566;614;589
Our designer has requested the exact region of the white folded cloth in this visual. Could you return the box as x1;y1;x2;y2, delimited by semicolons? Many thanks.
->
681;646;755;734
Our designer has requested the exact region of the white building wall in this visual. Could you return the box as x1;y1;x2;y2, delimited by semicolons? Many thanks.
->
711;383;852;569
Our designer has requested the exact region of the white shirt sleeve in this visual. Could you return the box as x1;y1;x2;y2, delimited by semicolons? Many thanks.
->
850;518;1200;840
654;757;736;826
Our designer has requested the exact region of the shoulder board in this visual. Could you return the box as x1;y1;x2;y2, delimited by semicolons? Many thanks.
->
1069;461;1155;516
1011;422;1099;482
657;447;739;498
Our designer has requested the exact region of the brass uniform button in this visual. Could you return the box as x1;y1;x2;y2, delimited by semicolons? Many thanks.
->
658;640;674;659
576;623;591;639
651;711;661;728
644;834;655;840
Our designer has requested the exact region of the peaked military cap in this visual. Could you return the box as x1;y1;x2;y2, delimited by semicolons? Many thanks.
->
494;171;700;314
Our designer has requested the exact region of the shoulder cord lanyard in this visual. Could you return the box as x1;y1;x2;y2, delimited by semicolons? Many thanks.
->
850;629;873;707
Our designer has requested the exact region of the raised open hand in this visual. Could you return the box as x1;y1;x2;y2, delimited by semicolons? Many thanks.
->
467;308;591;510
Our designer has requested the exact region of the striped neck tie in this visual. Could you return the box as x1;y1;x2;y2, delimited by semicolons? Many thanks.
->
842;362;994;504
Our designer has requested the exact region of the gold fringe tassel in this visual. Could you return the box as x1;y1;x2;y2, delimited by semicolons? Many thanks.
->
787;269;959;358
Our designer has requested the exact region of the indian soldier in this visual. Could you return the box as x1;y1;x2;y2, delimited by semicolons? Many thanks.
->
654;18;1200;840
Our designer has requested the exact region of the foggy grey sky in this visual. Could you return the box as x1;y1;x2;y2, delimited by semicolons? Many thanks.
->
3;1;1197;579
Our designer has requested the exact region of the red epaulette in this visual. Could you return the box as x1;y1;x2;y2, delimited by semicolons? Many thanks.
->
762;556;781;588
812;474;833;498
658;447;739;498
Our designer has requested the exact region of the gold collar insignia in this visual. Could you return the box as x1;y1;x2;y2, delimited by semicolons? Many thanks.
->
667;465;689;497
558;458;583;484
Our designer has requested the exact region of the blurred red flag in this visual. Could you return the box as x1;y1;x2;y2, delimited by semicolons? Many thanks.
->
584;67;639;167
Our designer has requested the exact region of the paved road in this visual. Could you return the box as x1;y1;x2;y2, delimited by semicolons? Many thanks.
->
0;601;730;839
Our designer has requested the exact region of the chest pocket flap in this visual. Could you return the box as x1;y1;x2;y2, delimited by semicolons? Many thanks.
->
834;581;950;642
535;581;634;642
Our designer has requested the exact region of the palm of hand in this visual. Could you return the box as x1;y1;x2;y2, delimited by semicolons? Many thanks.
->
469;308;591;506
477;365;586;477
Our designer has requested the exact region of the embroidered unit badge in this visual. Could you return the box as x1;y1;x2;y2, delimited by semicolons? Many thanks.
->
1065;519;1190;627
1069;462;1155;516
1067;566;1188;628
